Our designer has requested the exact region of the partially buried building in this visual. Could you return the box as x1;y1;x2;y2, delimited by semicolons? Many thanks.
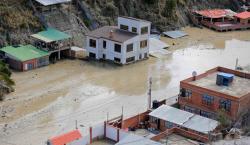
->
178;67;250;121
0;45;49;71
85;16;151;65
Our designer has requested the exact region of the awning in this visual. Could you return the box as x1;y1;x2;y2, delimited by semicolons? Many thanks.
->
31;28;71;43
149;105;219;134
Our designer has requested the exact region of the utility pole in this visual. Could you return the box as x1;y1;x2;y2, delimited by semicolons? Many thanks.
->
148;77;152;110
75;120;78;129
235;58;239;70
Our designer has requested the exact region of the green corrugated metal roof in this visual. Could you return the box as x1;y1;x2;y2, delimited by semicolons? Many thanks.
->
31;28;71;43
1;45;49;62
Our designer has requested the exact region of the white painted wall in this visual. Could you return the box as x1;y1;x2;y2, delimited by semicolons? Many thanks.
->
106;125;118;141
85;17;151;65
92;123;104;139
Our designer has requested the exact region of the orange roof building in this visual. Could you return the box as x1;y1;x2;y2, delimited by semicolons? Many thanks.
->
47;130;82;145
195;9;228;19
235;11;250;24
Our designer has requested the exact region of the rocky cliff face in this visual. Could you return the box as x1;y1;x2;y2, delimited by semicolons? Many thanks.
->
83;0;233;31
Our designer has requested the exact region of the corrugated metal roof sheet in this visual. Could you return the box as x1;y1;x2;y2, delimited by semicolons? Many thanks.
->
35;0;71;6
31;28;71;43
195;9;228;19
149;105;219;134
49;130;82;145
235;11;250;19
162;31;187;39
1;45;49;61
116;134;163;145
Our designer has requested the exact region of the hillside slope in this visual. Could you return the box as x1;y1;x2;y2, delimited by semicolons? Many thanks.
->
82;0;233;31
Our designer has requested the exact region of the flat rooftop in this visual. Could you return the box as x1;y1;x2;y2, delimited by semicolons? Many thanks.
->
190;71;250;97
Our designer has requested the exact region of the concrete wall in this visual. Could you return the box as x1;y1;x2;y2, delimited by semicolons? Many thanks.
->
121;111;149;129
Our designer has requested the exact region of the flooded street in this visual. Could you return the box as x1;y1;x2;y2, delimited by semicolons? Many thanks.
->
0;27;250;145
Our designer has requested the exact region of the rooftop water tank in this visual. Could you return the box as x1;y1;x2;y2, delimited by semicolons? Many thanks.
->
216;72;234;86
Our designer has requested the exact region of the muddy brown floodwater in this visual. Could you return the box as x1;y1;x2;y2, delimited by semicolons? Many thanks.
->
0;27;250;145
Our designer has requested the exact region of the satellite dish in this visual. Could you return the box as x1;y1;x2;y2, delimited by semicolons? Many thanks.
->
192;71;197;77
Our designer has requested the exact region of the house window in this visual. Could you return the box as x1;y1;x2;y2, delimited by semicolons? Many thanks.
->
114;57;121;63
200;110;212;118
219;99;231;112
126;44;133;52
180;88;192;98
120;24;129;31
103;54;106;59
184;106;196;113
140;40;148;48
150;116;158;124
89;39;96;48
89;52;96;58
141;26;148;34
132;27;137;33
202;94;214;106
114;44;121;53
165;121;174;128
126;56;135;63
144;53;148;58
103;40;106;49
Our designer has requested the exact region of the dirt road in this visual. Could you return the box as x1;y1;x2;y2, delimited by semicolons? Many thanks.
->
0;27;250;145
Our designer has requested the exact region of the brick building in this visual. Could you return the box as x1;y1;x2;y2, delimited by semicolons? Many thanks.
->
178;67;250;121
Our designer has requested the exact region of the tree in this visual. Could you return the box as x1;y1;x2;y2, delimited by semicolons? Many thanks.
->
162;0;177;17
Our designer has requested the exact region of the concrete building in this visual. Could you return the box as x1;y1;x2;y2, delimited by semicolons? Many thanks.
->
178;67;250;121
0;45;49;71
85;16;151;65
31;28;72;61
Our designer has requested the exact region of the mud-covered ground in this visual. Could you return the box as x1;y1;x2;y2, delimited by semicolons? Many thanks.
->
0;27;250;145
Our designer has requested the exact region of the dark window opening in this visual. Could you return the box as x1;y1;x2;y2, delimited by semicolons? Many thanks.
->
141;26;148;34
103;54;106;59
180;88;192;98
132;27;137;33
126;44;133;52
126;56;135;63
219;99;231;112
103;41;106;49
120;24;129;31
202;94;214;106
114;57;121;63
89;39;96;48
114;44;121;53
89;52;96;58
140;40;148;48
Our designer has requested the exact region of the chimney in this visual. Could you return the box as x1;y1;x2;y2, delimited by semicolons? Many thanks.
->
109;30;114;38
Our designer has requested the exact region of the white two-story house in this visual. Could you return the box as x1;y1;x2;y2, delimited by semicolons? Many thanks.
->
85;16;151;65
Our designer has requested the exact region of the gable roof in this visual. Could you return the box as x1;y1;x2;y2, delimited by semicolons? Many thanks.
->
149;105;219;134
235;11;250;19
86;26;138;43
1;45;49;61
195;9;229;19
31;28;71;43
35;0;71;6
48;130;82;145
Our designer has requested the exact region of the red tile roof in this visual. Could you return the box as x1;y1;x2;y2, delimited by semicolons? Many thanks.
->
49;130;82;145
195;9;228;19
235;11;250;19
